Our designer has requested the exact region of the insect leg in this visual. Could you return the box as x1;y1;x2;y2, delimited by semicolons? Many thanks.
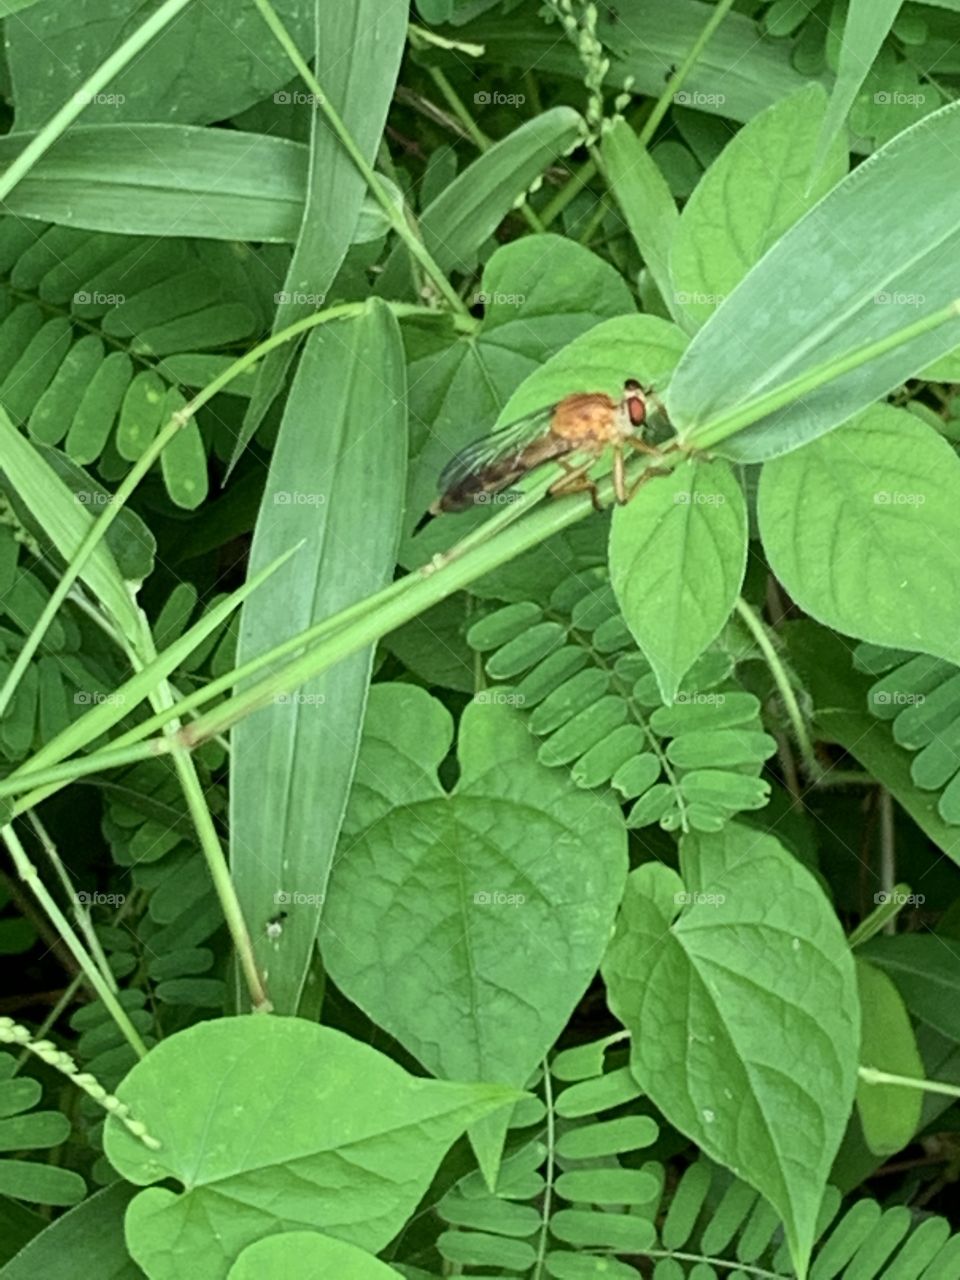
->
613;444;627;504
549;458;603;512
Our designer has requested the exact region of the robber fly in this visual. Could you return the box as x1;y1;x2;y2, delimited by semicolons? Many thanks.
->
428;378;663;517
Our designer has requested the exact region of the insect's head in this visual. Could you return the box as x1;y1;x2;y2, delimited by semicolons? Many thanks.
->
622;377;647;428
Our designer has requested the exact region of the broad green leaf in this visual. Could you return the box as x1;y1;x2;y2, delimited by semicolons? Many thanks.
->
758;405;960;667
229;1233;402;1279
860;934;960;1042
0;408;139;640
381;107;581;287
6;0;314;127
602;824;860;1279
609;457;747;704
402;235;637;544
855;958;923;1156
814;0;905;171
236;1;408;471
669;100;960;461
230;301;406;1015
465;1;817;132
104;1018;516;1280
0;1183;139;1280
670;85;848;331
492;311;688;435
0;126;398;244
322;686;628;1162
602;119;679;321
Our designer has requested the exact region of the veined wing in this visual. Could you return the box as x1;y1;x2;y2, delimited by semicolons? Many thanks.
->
437;402;555;494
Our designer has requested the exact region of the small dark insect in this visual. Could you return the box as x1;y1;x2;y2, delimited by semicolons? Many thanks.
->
427;378;663;518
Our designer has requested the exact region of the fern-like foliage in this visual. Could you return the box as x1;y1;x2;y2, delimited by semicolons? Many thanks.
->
429;1035;960;1279
0;218;280;507
0;1050;85;1206
856;641;960;824
465;570;776;832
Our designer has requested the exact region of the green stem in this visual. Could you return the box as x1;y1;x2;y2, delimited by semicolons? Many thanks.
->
424;63;547;234
0;739;170;802
253;0;466;315
179;457;678;745
533;1059;556;1280
0;302;440;720
0;0;194;204
2;825;148;1059
860;1066;960;1100
637;0;738;148
682;299;960;451
735;598;819;780
540;157;597;228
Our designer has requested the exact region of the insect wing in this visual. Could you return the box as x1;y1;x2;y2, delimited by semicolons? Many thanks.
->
437;403;554;494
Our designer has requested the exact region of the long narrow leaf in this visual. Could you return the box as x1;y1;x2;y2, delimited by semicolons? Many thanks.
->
668;100;960;461
230;299;407;1015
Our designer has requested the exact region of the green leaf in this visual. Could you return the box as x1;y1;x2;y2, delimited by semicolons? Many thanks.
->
0;126;397;244
321;685;627;1141
230;301;406;1015
670;85;848;331
860;934;960;1042
0;408;139;640
465;2;819;132
6;0;314;127
104;1018;516;1280
236;1;408;470
0;1182;139;1280
609;457;747;704
855;958;923;1157
758;405;960;667
814;0;905;171
602;824;860;1279
601;120;679;321
383;107;582;284
228;1232;403;1279
669;100;960;461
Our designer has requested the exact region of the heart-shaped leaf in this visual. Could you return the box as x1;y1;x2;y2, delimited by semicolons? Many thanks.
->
602;823;859;1279
104;1017;516;1280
